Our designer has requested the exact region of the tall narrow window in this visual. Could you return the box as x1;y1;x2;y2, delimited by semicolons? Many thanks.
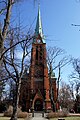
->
40;46;43;60
36;46;38;60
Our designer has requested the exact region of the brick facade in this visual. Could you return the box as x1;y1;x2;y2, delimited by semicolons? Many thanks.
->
19;41;58;112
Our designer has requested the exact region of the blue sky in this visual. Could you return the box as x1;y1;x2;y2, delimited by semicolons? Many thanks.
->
12;0;80;82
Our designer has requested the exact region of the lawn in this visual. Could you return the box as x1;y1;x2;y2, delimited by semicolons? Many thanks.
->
50;117;80;120
0;117;24;120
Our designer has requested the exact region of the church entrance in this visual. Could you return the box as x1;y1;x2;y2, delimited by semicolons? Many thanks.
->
34;99;43;111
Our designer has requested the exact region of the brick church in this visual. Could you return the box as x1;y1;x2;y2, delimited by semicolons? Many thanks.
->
19;6;58;112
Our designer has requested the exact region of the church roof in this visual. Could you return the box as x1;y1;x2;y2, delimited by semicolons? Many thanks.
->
33;5;45;43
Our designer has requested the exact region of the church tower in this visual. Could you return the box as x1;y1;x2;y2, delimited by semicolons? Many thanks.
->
29;6;52;111
20;6;58;112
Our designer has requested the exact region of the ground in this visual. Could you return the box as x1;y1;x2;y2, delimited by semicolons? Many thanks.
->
0;113;24;120
50;117;80;120
0;116;80;120
0;117;24;120
0;113;80;120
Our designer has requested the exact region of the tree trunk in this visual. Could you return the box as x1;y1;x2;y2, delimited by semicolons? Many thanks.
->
10;78;21;120
0;35;4;66
0;0;13;65
2;0;13;40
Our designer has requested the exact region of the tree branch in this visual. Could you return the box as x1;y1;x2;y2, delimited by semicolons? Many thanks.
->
3;58;16;82
0;36;33;60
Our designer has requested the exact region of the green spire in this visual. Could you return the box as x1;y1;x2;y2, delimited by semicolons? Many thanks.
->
33;5;45;43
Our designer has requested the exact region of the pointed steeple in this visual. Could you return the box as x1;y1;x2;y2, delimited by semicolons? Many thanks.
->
33;5;45;43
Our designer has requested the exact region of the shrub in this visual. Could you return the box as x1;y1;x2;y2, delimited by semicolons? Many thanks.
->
4;105;29;118
4;105;13;117
18;112;29;118
46;111;68;119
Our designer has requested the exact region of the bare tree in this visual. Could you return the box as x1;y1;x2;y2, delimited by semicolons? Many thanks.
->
69;58;80;113
47;46;71;110
0;0;39;119
47;46;71;77
1;26;32;120
70;58;80;95
59;81;74;111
